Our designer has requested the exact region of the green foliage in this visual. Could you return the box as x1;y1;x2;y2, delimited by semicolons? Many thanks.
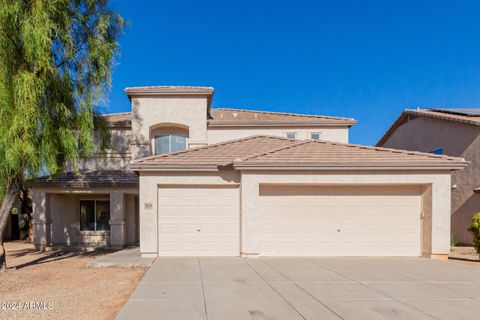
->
450;235;458;248
469;213;480;256
0;0;124;195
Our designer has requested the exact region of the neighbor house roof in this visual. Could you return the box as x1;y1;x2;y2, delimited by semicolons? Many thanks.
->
377;109;480;146
101;108;356;129
208;108;356;127
28;170;139;188
129;135;467;171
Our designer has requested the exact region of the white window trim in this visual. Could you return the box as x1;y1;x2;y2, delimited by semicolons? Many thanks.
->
79;199;110;233
152;133;187;155
286;132;297;140
310;132;321;140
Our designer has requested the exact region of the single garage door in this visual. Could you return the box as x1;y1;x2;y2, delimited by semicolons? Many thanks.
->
259;185;422;257
158;185;239;256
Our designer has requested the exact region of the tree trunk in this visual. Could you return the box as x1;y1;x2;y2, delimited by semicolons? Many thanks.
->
0;177;22;272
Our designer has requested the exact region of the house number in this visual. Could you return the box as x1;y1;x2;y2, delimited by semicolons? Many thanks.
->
144;202;153;210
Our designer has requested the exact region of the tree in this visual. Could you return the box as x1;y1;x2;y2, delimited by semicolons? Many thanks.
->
0;0;124;271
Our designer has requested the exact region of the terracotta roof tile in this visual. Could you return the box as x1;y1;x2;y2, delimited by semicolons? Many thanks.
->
130;135;467;170
130;136;297;169
102;112;132;125
209;108;356;126
101;108;356;127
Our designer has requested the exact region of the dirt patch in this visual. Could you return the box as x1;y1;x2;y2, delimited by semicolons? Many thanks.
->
0;241;146;320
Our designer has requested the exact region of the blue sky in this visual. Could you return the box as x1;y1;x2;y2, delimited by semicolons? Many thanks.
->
106;0;480;145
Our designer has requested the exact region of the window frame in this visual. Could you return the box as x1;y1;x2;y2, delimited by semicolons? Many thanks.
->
286;132;297;140
310;132;321;141
153;133;187;155
79;199;111;232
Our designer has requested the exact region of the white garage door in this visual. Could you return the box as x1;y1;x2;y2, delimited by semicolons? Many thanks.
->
158;185;239;256
260;185;422;256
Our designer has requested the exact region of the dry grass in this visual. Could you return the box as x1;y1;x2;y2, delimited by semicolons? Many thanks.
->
0;241;146;320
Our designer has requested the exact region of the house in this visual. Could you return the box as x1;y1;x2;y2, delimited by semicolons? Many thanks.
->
377;108;480;245
30;87;468;259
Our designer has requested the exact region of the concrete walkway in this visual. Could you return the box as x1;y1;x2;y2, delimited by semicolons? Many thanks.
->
87;247;156;268
117;257;480;320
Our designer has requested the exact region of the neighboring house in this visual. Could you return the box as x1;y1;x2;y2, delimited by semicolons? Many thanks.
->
378;108;480;245
30;87;468;259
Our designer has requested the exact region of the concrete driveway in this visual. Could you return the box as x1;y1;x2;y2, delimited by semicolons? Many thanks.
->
117;257;480;320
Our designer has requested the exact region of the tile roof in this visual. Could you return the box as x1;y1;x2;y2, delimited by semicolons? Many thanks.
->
130;135;467;171
29;170;139;188
377;109;480;146
129;136;298;169
102;112;132;125
101;108;356;128
209;108;356;126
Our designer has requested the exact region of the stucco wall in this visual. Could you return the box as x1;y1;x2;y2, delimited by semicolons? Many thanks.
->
138;169;450;257
130;96;209;159
32;187;138;248
207;126;349;144
382;116;480;244
240;170;451;256
138;171;241;257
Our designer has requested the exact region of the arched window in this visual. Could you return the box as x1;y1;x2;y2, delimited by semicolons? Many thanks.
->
153;133;186;155
150;123;189;155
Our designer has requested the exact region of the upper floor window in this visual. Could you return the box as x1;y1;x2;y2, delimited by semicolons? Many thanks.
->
430;148;444;155
310;132;320;141
154;134;186;155
286;132;297;140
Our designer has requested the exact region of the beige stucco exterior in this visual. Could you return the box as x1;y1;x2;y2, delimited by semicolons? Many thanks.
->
130;96;209;159
207;126;348;144
30;88;459;258
136;169;451;258
380;116;480;244
32;187;138;249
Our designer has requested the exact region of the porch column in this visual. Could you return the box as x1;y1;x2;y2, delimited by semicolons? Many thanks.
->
109;191;125;249
32;190;51;251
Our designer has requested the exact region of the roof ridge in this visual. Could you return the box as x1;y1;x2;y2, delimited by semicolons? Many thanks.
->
312;139;464;162
239;140;311;162
212;108;355;121
130;135;292;164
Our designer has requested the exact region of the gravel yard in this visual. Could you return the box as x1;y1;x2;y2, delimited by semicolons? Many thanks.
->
0;241;146;320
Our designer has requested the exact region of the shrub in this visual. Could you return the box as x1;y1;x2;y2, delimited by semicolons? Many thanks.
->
468;213;480;256
450;235;458;247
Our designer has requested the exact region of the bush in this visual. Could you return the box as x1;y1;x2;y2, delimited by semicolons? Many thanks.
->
468;213;480;256
450;235;458;247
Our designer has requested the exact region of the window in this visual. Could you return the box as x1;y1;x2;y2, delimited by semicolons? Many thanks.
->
311;132;320;140
431;148;444;155
80;200;110;231
286;132;297;140
154;134;186;155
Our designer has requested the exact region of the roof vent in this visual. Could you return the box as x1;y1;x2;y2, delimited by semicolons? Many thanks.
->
220;113;223;119
232;112;238;118
254;113;257;118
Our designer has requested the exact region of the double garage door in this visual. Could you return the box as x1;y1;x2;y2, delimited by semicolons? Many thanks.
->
157;185;422;257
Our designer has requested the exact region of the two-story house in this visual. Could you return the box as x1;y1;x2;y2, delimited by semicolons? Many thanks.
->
30;87;467;259
378;108;480;245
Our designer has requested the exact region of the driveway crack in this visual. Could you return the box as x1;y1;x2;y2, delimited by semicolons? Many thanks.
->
245;259;310;320
310;260;441;320
197;257;209;320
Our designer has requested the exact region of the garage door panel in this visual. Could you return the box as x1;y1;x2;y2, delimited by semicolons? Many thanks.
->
158;186;239;256
259;185;421;257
